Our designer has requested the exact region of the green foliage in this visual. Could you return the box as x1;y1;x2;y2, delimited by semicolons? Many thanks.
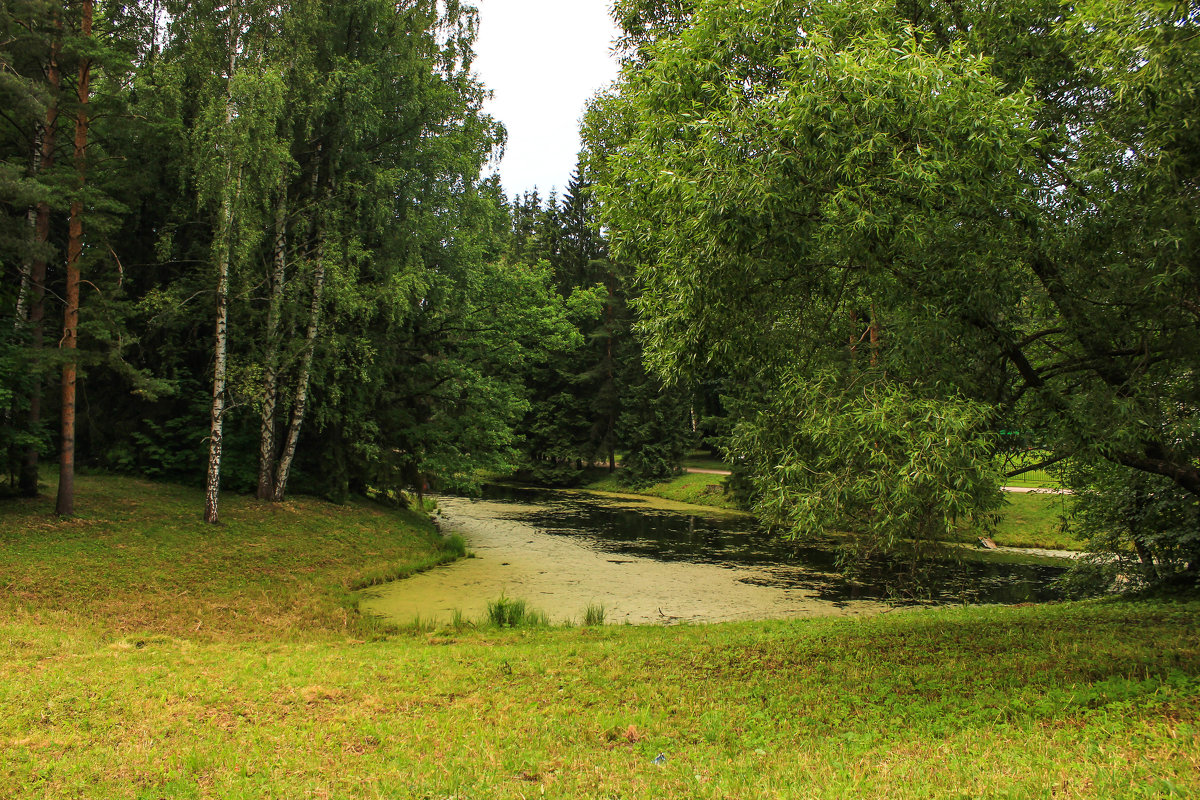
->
114;417;207;480
592;0;1200;577
1065;460;1200;593
615;361;693;488
734;375;1002;551
0;0;571;509
512;161;694;488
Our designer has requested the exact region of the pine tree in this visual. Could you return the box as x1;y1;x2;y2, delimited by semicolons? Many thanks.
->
55;0;93;517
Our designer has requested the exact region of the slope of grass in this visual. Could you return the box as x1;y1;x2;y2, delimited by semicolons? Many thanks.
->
991;491;1081;550
584;470;742;511
0;473;455;641
2;473;1196;798
681;451;732;473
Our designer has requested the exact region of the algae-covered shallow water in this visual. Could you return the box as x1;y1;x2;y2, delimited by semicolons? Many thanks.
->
359;485;1068;626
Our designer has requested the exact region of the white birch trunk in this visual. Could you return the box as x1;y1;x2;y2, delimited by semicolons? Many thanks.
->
271;243;326;502
204;180;236;524
204;5;240;524
14;211;36;327
256;189;287;499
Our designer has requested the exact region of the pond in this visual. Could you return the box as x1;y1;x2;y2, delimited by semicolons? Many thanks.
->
359;484;1070;626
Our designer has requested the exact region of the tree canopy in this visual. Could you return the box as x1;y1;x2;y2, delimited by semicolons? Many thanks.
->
3;0;1197;587
591;0;1200;580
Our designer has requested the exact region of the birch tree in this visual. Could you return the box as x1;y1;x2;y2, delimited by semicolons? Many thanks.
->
185;0;287;523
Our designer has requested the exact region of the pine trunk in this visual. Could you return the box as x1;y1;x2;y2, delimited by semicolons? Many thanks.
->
271;245;326;502
19;34;60;498
55;2;90;517
256;190;287;500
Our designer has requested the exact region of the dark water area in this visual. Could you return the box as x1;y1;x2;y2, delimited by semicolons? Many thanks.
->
481;484;1067;607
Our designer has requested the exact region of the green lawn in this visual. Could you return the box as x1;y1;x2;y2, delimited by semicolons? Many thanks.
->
681;451;732;473
1000;451;1067;489
1003;468;1061;489
586;471;1084;550
677;450;1069;490
2;474;1195;798
585;470;743;511
990;491;1081;550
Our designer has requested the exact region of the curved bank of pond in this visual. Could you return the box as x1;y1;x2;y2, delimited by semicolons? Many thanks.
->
359;485;1070;626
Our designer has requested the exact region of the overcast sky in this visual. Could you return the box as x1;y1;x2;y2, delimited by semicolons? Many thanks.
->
472;0;621;200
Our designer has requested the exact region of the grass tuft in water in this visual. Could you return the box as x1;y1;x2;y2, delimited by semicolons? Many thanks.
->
486;595;548;628
443;532;468;558
583;603;606;626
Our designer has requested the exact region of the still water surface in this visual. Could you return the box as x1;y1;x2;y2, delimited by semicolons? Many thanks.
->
360;485;1067;626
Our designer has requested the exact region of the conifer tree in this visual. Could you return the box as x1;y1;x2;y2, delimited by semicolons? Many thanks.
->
55;0;92;516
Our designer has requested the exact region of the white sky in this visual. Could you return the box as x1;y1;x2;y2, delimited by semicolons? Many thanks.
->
472;0;621;200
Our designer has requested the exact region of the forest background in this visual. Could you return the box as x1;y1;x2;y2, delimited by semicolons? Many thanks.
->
1;0;1197;590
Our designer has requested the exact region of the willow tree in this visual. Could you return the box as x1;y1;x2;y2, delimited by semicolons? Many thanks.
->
594;0;1200;572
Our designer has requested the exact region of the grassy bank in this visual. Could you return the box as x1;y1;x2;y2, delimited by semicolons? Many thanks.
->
3;474;1196;798
991;491;1080;550
584;470;743;511
0;473;455;641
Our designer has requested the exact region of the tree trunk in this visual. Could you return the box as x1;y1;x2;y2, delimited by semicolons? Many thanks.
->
15;207;36;326
56;1;90;517
204;185;235;524
256;189;288;499
606;282;616;473
19;32;61;499
271;243;327;502
204;8;240;525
